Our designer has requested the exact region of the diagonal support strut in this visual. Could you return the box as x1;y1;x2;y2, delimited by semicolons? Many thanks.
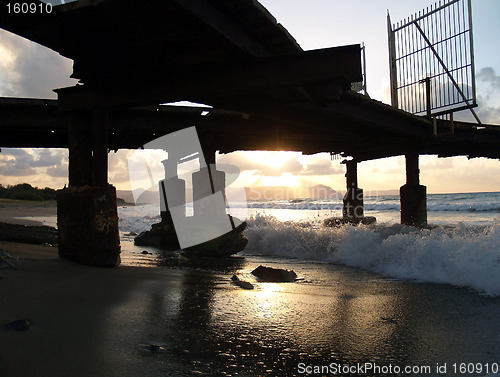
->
413;21;481;124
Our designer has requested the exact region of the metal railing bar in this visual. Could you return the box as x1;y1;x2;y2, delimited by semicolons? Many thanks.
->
396;65;472;90
396;29;469;61
393;0;460;32
413;22;477;118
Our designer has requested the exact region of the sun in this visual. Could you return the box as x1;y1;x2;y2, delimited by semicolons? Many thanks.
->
244;151;298;168
234;151;302;187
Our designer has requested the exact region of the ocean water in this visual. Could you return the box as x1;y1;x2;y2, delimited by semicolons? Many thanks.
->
118;191;500;297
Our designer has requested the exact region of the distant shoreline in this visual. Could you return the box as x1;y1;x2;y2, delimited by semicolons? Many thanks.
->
0;199;56;226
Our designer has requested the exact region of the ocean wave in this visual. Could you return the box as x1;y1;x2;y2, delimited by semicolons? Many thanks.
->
236;200;500;212
244;215;500;297
427;202;500;212
118;204;161;233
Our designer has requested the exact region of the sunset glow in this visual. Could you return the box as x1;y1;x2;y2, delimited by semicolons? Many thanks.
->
242;151;297;169
255;172;301;188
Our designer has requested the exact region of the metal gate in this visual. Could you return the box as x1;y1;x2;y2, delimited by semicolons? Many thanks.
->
388;0;480;124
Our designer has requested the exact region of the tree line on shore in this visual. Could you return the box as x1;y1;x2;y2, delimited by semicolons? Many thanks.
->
0;183;57;201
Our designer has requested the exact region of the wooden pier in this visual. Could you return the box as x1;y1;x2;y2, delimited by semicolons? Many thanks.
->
1;0;500;265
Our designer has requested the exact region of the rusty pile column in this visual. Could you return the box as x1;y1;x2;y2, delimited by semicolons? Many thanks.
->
342;160;364;222
57;109;121;267
400;153;427;227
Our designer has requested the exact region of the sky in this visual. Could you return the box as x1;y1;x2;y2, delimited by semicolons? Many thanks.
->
1;0;500;194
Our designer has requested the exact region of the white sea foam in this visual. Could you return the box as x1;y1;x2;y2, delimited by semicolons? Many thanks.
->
118;204;161;234
117;193;500;296
244;214;500;297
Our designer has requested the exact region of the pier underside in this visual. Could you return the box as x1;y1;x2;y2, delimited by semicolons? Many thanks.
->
1;0;500;265
2;96;500;161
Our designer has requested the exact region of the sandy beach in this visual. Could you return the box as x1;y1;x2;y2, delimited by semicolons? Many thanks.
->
0;243;188;377
0;199;57;226
3;242;500;377
2;202;500;376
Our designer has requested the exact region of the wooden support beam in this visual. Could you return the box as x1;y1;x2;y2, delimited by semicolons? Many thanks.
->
172;0;272;57
68;117;92;187
2;98;500;161
91;108;109;187
405;152;420;186
55;44;362;111
324;93;432;139
345;160;358;189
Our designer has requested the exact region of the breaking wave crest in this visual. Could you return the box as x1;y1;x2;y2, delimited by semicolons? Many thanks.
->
244;214;500;296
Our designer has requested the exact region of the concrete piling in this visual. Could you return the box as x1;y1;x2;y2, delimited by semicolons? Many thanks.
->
58;109;121;267
57;185;121;267
400;153;427;227
342;160;364;222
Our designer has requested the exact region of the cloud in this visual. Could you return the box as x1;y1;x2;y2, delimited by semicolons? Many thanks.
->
29;149;67;167
476;102;500;125
0;29;76;98
421;158;454;170
0;148;67;167
46;165;68;178
0;164;37;176
275;157;303;175
301;159;343;176
217;152;301;176
472;67;500;125
0;149;37;176
109;150;134;184
477;67;500;90
1;148;29;157
421;157;500;193
217;151;345;178
0;148;35;167
0;148;68;180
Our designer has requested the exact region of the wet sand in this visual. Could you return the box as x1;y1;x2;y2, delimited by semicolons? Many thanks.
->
0;244;181;377
2;242;500;376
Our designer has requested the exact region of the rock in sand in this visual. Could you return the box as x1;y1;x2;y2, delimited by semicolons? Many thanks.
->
231;275;254;290
251;265;297;282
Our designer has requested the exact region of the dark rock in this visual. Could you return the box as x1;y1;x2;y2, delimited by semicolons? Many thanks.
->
141;250;150;255
0;250;20;271
380;317;398;324
4;319;31;331
0;258;19;271
134;222;179;249
136;215;248;257
251;265;297;282
324;216;376;227
231;274;254;290
127;231;138;236
0;222;58;245
138;342;168;353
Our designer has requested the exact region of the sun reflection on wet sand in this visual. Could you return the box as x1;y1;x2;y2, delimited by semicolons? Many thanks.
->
94;258;500;376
